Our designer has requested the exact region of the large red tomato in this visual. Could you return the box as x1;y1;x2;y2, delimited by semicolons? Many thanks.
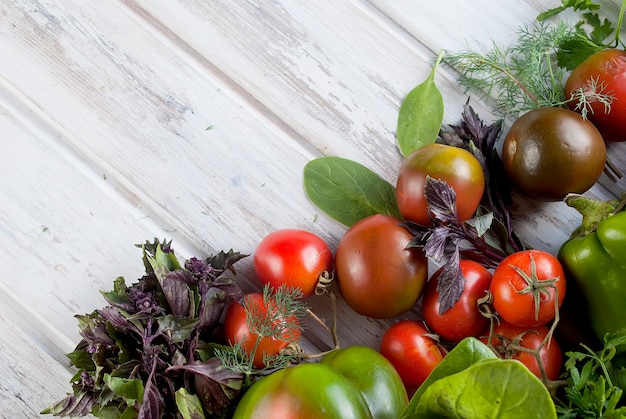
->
491;250;566;328
422;260;492;342
253;229;333;298
223;293;300;369
380;320;446;389
481;320;562;380
334;214;428;318
396;143;485;226
565;48;626;142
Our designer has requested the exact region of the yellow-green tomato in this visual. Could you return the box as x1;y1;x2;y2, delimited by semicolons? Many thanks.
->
232;346;408;419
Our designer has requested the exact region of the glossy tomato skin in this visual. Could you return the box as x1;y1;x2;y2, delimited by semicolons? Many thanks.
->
422;260;492;342
334;214;428;318
396;143;485;226
565;48;626;142
502;107;606;201
223;293;300;369
233;346;407;419
491;250;566;328
481;321;562;380
254;229;333;297
379;320;446;389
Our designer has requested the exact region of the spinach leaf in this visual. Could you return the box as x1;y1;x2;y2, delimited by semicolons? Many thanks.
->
402;337;497;419
397;50;445;156
415;359;557;418
303;156;400;227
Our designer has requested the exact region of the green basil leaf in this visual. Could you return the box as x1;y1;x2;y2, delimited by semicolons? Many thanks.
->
397;51;445;156
415;359;557;418
303;156;400;227
104;374;145;404
175;388;207;419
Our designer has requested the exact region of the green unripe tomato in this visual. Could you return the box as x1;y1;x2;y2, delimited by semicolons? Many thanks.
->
232;346;407;418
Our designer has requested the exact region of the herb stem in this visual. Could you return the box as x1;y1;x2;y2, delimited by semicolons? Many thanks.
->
613;0;626;47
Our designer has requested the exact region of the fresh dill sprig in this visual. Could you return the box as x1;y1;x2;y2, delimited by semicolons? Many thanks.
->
444;21;575;117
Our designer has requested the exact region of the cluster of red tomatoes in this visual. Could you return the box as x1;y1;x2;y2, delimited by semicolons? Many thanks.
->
223;222;567;392
381;250;566;392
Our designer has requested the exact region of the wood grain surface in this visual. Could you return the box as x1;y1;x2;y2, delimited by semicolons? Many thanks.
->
1;0;623;417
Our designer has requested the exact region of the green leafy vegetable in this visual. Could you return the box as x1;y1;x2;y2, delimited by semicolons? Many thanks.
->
303;156;400;227
402;338;556;419
397;50;445;156
415;359;557;418
402;337;497;418
556;331;626;417
537;0;601;22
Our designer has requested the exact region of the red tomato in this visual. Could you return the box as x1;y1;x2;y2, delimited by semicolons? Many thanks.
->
254;229;333;298
380;320;446;389
565;48;626;142
334;214;428;318
480;320;562;380
491;250;566;328
223;293;300;369
396;143;485;226
422;260;492;342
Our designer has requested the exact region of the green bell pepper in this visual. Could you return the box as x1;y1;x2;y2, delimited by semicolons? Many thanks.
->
558;193;626;341
232;346;408;418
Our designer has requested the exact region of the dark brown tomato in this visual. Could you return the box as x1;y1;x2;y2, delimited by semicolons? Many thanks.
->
334;214;428;319
502;107;606;201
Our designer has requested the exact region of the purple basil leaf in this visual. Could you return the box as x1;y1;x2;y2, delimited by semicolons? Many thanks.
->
465;211;493;237
435;245;466;314
199;281;243;330
168;358;244;416
424;176;458;224
99;307;143;336
41;390;96;416
138;361;165;419
422;227;451;262
158;270;192;317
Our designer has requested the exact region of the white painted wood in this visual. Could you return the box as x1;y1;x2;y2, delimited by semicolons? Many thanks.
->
0;0;623;416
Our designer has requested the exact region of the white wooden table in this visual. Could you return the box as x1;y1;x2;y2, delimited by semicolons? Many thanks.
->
2;1;625;417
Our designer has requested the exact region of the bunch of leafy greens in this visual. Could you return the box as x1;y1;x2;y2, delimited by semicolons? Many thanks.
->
42;239;248;419
443;0;625;118
556;332;626;418
400;337;558;418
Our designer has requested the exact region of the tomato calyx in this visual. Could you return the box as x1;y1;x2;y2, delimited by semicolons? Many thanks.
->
315;270;335;296
509;253;560;325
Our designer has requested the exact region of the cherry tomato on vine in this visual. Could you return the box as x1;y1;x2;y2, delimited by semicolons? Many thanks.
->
501;107;605;201
334;214;428;319
223;293;300;369
480;320;562;380
422;260;492;342
254;229;333;298
396;143;485;226
490;249;566;328
565;48;626;142
379;320;446;389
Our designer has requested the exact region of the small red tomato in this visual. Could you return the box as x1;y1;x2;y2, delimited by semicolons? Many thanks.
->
334;214;428;319
481;320;562;380
422;260;492;342
380;320;446;389
396;143;485;226
491;250;566;328
565;48;626;142
254;229;333;298
223;293;300;369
